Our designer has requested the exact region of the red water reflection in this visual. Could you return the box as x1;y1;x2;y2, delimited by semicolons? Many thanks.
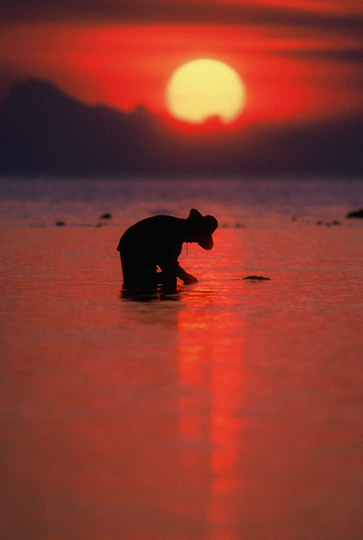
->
177;302;245;540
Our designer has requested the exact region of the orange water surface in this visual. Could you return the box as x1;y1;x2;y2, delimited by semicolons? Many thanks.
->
0;220;362;540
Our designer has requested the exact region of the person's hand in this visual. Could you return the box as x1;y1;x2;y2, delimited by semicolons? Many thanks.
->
183;273;198;284
156;271;164;285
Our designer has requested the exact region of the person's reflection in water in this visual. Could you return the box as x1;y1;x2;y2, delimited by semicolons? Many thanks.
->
120;289;181;302
117;209;218;295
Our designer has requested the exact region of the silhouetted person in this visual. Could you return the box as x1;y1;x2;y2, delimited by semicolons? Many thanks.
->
117;209;218;293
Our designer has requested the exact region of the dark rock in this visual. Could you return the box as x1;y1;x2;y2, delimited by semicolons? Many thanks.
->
243;275;270;281
317;220;342;226
346;208;363;219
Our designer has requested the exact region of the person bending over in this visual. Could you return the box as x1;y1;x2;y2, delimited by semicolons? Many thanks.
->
117;209;218;292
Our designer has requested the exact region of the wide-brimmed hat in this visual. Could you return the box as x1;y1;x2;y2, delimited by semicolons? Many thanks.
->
187;209;218;250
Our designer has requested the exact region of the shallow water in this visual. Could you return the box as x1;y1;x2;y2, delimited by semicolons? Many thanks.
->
0;178;362;539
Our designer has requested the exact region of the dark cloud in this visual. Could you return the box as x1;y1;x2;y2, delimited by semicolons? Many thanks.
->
1;0;362;34
272;48;363;65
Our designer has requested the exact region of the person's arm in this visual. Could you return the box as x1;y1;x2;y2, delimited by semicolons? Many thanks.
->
158;260;198;290
158;239;198;288
176;263;198;284
158;259;178;292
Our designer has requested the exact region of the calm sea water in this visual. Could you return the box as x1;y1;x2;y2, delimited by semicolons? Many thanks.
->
0;177;362;540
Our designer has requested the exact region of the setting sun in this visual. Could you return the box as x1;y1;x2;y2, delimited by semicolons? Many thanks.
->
166;59;246;124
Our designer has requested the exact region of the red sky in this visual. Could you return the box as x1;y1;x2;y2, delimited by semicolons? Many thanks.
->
0;0;362;127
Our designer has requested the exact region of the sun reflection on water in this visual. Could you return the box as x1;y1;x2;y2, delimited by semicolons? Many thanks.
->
177;296;245;540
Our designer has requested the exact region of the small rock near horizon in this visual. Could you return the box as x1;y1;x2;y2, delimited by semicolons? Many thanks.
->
346;208;363;219
243;275;270;281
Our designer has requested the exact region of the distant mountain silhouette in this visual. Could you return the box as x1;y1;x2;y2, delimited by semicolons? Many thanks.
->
0;78;362;176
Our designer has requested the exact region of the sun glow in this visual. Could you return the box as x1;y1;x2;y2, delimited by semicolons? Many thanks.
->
166;59;246;124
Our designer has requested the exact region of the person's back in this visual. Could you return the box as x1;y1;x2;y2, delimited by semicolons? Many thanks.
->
118;215;184;262
117;209;218;292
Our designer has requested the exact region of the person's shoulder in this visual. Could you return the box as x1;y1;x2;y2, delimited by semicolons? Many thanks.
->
136;215;182;228
152;215;181;224
121;215;183;239
154;215;185;232
134;214;177;225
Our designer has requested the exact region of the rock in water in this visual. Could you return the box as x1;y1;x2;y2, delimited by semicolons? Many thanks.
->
346;208;363;219
243;275;270;281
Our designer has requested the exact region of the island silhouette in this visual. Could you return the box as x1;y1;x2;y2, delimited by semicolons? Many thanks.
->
0;78;362;177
